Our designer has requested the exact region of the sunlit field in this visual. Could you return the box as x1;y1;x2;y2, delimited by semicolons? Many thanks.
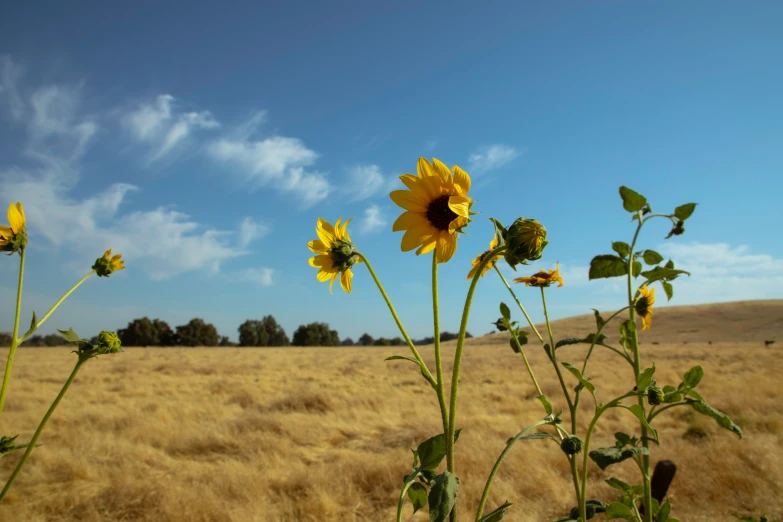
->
0;301;780;521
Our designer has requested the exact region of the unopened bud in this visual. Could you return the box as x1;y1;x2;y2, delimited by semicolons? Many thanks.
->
560;435;583;455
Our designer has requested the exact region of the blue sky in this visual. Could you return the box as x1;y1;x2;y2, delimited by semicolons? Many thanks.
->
0;2;781;343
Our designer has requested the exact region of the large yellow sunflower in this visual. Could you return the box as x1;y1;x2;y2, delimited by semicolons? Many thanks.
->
308;217;360;294
0;202;26;250
467;236;503;280
635;285;655;330
390;158;472;264
513;263;564;288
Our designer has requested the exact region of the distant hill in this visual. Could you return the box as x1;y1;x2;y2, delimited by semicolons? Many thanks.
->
473;299;783;346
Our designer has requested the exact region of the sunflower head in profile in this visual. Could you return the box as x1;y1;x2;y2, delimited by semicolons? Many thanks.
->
505;217;548;269
308;217;361;294
390;158;474;264
635;284;655;330
93;249;125;277
467;236;503;280
513;263;564;288
0;202;27;254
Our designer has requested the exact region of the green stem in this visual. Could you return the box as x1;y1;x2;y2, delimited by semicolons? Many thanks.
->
647;401;689;422
510;331;543;399
446;244;506;513
18;270;95;345
474;419;549;520
431;253;451;462
626;216;653;522
0;358;86;502
540;288;575;431
580;307;629;374
493;266;545;344
357;253;436;387
0;249;26;414
396;478;416;522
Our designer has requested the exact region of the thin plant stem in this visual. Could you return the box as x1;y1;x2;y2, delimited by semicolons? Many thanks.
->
493;266;545;344
510;331;543;399
18;270;95;345
0;249;26;414
0;358;86;502
357;253;436;387
431;253;451;458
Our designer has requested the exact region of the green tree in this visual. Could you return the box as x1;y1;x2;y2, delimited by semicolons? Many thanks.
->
373;337;392;346
42;334;64;347
238;315;289;347
358;333;374;346
176;318;219;347
0;332;12;347
292;322;340;346
153;319;178;346
118;317;159;347
341;337;355;346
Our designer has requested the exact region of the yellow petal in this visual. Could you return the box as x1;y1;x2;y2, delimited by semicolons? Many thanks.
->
436;232;457;263
416;237;437;256
448;216;468;234
452;166;471;195
340;269;353;293
0;225;12;239
7;202;25;233
316;218;336;246
392;210;426;232
399;174;419;190
448;195;471;218
329;273;338;294
490;236;499;249
390;190;428;212
309;255;334;268
416;157;435;178
103;249;112;259
308;239;328;253
316;269;333;282
400;223;433;252
431;158;452;185
466;265;479;280
338;217;353;241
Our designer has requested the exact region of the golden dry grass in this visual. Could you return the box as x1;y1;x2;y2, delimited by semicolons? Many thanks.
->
0;300;781;521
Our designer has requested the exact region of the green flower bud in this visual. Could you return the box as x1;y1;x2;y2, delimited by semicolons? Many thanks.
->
0;435;19;456
329;239;360;271
96;331;122;354
560;435;583;456
647;385;665;406
505;218;548;268
493;318;508;332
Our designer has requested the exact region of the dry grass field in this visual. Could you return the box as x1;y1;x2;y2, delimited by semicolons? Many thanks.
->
0;300;781;521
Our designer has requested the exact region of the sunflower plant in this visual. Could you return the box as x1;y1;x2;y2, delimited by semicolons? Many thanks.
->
0;202;124;502
308;162;743;522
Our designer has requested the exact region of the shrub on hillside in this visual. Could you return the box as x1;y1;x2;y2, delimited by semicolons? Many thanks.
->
176;318;219;347
237;315;289;346
291;322;340;346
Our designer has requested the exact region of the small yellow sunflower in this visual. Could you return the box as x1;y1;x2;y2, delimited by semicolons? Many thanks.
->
467;236;503;280
635;285;655;330
0;202;27;252
308;217;361;294
93;249;125;276
391;158;473;264
513;263;564;288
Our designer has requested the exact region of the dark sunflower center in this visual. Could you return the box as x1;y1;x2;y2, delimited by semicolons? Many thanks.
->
635;298;650;316
426;195;458;231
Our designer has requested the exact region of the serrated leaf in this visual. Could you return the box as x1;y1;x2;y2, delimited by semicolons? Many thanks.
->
662;281;674;300
417;430;462;470
500;302;511;321
57;327;82;343
589;446;649;470
477;501;513;522
612;242;631;257
641;266;690;284
428;471;459;522
636;364;656;390
683;366;704;388
626;404;659;443
606;501;635;520
589;255;628;280
619;186;647;213
561;362;595;394
674;203;697;221
408;482;427;514
688;400;743;439
642;250;664;265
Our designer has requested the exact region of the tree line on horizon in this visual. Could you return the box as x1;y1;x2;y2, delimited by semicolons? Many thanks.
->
0;316;474;348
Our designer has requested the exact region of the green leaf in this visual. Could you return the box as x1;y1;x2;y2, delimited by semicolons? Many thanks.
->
489;218;507;247
625;404;659;443
57;327;82;343
384;355;430;383
632;260;642;277
417;430;462;470
641;266;690;285
428;471;459;522
674;203;697;221
561;362;596;394
612;242;631;257
658;499;672;522
589;255;628;280
662;281;674;301
662;385;682;403
614;432;632;447
23;311;37;340
477;501;513;522
605;501;635;520
555;337;583;349
537;394;553;415
665;259;675;269
589;446;649;470
619;186;647;213
642;250;664;265
683;366;704;388
591;309;605;330
686;389;704;401
605;477;643;495
688;400;743;439
636;364;656;391
619;319;636;351
408;482;428;514
499;302;511;321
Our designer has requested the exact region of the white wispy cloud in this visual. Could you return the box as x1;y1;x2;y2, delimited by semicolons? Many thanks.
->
234;267;274;287
26;85;97;164
207;111;329;206
359;204;387;234
124;93;219;161
468;144;519;174
237;216;270;248
0;55;25;120
345;164;384;201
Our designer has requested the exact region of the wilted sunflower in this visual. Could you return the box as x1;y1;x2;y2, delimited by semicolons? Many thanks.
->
467;236;503;280
390;158;473;264
513;263;564;288
308;217;360;294
0;202;27;253
635;285;655;330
